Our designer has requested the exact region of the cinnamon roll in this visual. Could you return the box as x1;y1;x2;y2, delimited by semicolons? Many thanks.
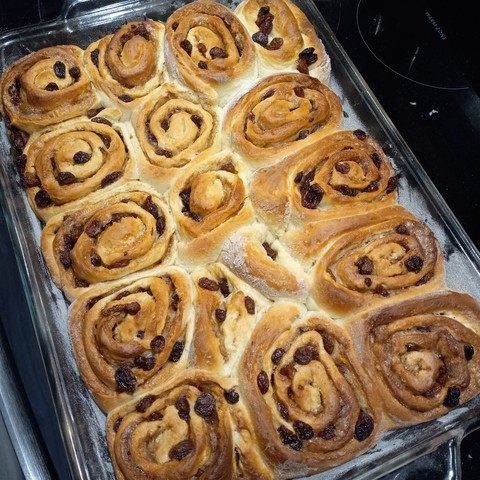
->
106;370;274;480
20;116;137;221
346;291;480;425
133;83;220;192
84;21;165;113
251;129;398;230
164;0;257;106
169;150;254;264
235;0;330;82
224;73;342;165
69;266;194;412
41;181;175;301
285;206;445;317
191;263;270;375
0;46;98;133
220;223;310;301
239;302;384;477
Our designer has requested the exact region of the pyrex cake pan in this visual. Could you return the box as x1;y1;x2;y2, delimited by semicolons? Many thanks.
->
1;0;480;478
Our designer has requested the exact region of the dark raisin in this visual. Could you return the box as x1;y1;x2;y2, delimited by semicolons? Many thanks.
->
405;342;419;352
191;114;203;128
259;14;274;35
113;418;122;432
265;38;284;50
297;129;309;140
59;250;71;269
353;129;367;140
220;162;236;173
417;326;431;333
363;181;379;192
437;366;448;386
74;276;89;288
252;31;268;47
299;47;317;65
244;296;255;314
13;129;30;150
136;395;156;412
262;89;275;101
271;348;286;365
90;252;101;267
172;22;178;31
73;151;91;164
294;86;305;97
194;392;216;418
101;171;123;188
396;224;409;235
136;330;145;339
86;220;103;239
371;152;382;168
169;439;193;461
134;24;149;39
175;396;191;422
293;420;314;440
125;302;141;315
234;448;240;466
198;277;219;291
336;184;358;196
319;425;336;440
115;365;137;393
155;147;173;158
45;82;59;91
373;284;389;297
69;66;81;81
386;175;398;193
364;277;372;287
294;171;303;183
465;344;475;361
169;341;184;362
91;117;113;126
415;272;433;286
180;39;193;55
277;425;303;451
87;107;103;118
294;344;319;365
15;154;27;173
297;57;309;74
322;335;335;354
355;256;374;275
198;61;207;69
255;6;270;27
21;172;41;188
197;42;207;55
215;308;227;322
335;162;350;174
257;370;269;394
301;183;324;209
57;171;76;185
210;46;228;59
443;387;461;408
218;278;230;297
53;61;66;78
277;401;290;420
354;411;374;441
147;411;164;421
118;95;134;103
35;189;53;208
150;335;166;354
405;256;424;273
224;389;239;404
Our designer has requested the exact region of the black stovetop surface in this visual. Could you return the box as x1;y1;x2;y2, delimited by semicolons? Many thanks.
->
0;0;479;479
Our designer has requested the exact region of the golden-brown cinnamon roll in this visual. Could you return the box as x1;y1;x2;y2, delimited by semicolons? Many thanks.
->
223;73;342;165
239;302;384;477
84;21;165;113
220;223;310;301
133;83;220;192
191;263;270;375
19;116;137;221
164;0;257;106
169;150;254;265
251;129;398;230
69;266;194;412
285;206;445;317
106;370;274;480
235;0;330;82
0;46;98;133
41;181;175;301
346;291;480;426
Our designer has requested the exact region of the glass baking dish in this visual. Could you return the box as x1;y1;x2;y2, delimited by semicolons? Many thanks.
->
1;0;480;478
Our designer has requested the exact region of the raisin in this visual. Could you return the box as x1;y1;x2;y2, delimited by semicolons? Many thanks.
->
115;365;137;393
355;256;374;275
69;66;81;81
190;114;203;128
175;396;190;422
198;61;207;69
218;278;230;297
257;370;269;394
371;152;382;168
336;184;358;196
87;107;103;118
169;341;184;362
301;183;324;209
86;220;103;238
53;61;66;78
335;162;350;174
59;250;71;269
297;129;309;140
197;42;207;55
277;401;290;420
113;418;122;432
294;86;305;97
265;37;283;50
294;171;303;183
293;344;319;365
169;440;193;461
45;82;59;91
13;129;29;151
134;23;149;39
465;344;475;361
319;425;336;440
118;95;134;103
90;252;101;267
373;284;389;297
405;255;424;273
35;189;53;208
155;147;173;158
57;171;76;185
147;411;164;421
353;129;367;140
125;302;141;315
15;154;27;173
293;420;314;440
21;172;41;188
416;272;433;286
101;171;123;188
90;48;100;66
277;425;303;451
364;277;372;287
443;387;461;408
224;389;239;404
297;57;308;74
136;395;156;412
354;411;374;441
150;335;166;353
210;46;228;59
180;39;192;55
396;224;409;235
73;151;91;164
322;334;335;354
194;392;216;418
91;117;113;127
262;89;275;101
299;47;318;65
386;175;398;193
271;348;286;365
405;342;419;352
172;22;179;31
252;31;268;47
255;6;270;27
437;366;448;386
244;296;255;314
198;277;219;291
215;309;227;322
363;181;379;192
